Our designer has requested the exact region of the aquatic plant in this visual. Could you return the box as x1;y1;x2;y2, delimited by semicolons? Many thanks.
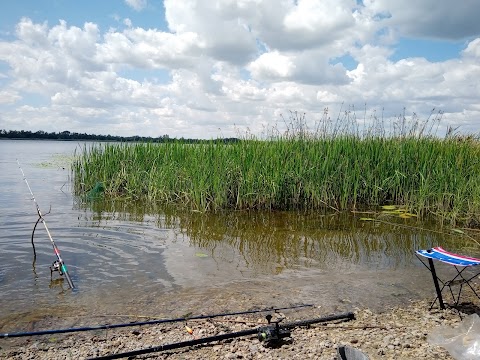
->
72;110;480;226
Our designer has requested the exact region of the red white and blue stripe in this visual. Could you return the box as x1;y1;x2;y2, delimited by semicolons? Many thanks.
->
416;246;480;267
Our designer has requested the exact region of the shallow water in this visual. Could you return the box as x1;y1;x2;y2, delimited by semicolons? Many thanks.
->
0;139;478;333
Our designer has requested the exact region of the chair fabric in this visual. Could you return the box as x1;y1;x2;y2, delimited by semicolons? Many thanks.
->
416;247;480;267
416;247;480;310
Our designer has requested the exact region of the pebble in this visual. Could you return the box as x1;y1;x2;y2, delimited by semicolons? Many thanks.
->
0;298;473;360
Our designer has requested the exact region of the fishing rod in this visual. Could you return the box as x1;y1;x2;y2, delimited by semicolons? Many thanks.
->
0;304;313;338
90;311;355;360
16;159;75;289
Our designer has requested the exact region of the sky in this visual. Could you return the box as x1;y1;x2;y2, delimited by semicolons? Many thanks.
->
0;0;480;139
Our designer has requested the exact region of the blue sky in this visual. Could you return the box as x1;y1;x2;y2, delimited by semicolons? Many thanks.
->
0;1;168;35
0;0;480;138
391;38;467;63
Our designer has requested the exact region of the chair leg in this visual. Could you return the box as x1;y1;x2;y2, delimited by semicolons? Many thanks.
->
428;258;446;310
457;269;480;302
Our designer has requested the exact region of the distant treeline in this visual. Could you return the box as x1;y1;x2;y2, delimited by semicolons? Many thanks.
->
0;129;239;143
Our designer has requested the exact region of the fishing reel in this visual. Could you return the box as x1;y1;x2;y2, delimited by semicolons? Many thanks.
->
50;260;64;278
257;314;291;344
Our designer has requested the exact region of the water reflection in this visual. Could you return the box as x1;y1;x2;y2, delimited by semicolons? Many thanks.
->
81;199;473;276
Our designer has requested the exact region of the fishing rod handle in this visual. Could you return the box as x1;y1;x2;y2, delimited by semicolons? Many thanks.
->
64;268;75;289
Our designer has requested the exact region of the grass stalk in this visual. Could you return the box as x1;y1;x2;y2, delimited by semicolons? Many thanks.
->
72;117;480;226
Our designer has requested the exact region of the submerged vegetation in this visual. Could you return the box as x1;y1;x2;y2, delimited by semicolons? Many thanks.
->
73;108;480;226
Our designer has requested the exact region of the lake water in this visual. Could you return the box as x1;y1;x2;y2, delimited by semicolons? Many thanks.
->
0;139;477;333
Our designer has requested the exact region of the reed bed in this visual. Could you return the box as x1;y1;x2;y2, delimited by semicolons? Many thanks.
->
73;134;480;225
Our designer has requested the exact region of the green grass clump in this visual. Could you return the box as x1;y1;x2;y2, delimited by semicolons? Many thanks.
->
73;134;480;226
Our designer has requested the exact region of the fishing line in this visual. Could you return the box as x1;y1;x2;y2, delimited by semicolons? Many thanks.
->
16;159;75;289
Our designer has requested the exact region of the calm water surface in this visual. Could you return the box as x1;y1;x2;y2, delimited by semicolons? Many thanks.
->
0;140;477;332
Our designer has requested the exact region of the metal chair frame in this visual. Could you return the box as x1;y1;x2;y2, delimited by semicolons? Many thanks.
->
416;247;480;310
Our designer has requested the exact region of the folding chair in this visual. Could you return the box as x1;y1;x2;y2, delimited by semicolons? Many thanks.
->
415;247;480;310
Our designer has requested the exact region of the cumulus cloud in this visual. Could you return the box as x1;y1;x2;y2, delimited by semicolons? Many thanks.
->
97;28;202;70
0;1;479;138
281;0;357;48
463;38;480;58
248;50;349;85
248;51;296;79
164;0;260;65
0;90;21;104
125;0;147;12
363;0;480;40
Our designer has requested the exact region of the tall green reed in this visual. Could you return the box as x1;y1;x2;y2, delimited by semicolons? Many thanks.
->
72;111;480;226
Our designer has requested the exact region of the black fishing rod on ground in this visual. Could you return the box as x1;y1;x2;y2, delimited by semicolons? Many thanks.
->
0;304;313;338
89;311;355;360
16;159;75;289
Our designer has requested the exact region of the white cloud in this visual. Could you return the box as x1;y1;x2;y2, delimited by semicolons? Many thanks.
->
97;28;202;70
463;38;480;58
164;0;258;65
0;90;21;104
248;51;296;79
125;0;147;12
0;1;480;138
248;50;349;85
283;0;357;46
337;40;480;130
363;0;480;40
